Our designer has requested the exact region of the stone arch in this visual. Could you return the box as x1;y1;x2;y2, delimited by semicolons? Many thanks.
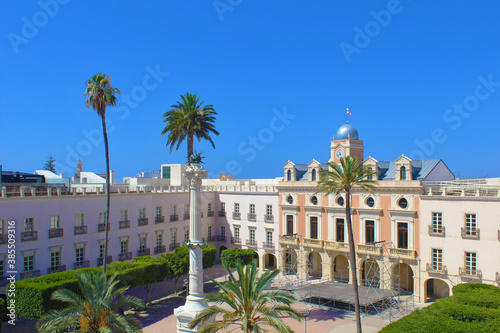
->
360;258;380;288
308;250;322;279
332;254;349;283
391;262;414;294
219;245;228;261
424;278;450;302
264;253;277;270
253;251;259;267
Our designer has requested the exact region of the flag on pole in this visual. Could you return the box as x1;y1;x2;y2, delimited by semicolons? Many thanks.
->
346;108;353;116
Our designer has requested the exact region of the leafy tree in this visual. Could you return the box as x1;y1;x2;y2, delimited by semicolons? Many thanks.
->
188;260;303;333
161;92;219;163
44;155;57;173
203;245;217;269
132;256;170;304
84;73;121;274
36;271;143;333
316;156;377;333
163;247;189;294
220;248;255;268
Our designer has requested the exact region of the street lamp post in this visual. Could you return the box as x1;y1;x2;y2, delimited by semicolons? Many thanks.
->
303;309;311;333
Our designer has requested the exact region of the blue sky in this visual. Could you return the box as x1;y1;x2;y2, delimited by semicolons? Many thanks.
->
1;1;499;181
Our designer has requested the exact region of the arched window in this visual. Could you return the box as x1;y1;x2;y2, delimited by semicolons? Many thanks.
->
287;169;292;181
311;169;317;181
400;166;407;180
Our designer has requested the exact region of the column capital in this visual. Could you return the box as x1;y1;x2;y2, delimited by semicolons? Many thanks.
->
184;165;208;188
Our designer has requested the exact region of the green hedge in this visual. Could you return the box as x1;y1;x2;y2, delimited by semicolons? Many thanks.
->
0;297;4;333
380;283;500;333
220;248;255;268
203;246;217;269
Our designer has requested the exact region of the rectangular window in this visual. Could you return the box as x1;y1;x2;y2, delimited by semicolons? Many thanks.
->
139;208;146;219
184;229;189;244
336;218;345;243
234;203;240;214
184;205;189;215
432;212;442;232
156;206;163;217
221;226;226;238
365;220;375;244
139;236;146;250
432;249;442;271
286;215;294;235
465;252;477;275
23;218;34;231
51;251;61;269
208;203;212;213
221;202;225;212
120;240;128;254
156;234;163;247
398;222;408;249
249;204;255;215
249;229;256;243
99;212;107;224
310;216;318;239
76;247;85;264
234;226;240;240
24;255;34;272
0;219;4;234
266;230;273;244
0;259;4;276
76;213;85;226
465;214;477;235
208;226;212;238
121;209;128;221
50;215;60;229
99;243;105;258
266;205;273;216
171;231;177;244
162;166;171;179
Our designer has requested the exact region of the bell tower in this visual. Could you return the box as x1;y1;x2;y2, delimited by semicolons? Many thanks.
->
330;121;364;163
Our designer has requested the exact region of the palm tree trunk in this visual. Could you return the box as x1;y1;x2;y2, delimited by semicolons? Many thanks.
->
187;131;194;164
345;189;362;333
102;116;111;275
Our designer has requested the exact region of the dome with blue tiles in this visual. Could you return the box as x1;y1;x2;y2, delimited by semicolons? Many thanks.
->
335;121;359;140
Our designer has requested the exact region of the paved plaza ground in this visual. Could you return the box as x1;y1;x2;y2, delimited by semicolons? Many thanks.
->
3;264;414;332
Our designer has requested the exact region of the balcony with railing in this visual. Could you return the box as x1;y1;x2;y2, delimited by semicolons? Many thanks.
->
247;213;256;222
21;270;41;279
207;211;214;217
137;248;151;256
154;245;167;254
75;225;88;235
216;235;227;242
459;267;482;279
426;263;447;275
74;260;90;269
138;218;149;226
388;248;417;260
183;213;190;220
0;234;7;245
461;227;480;240
169;243;180;251
246;239;258;247
98;223;110;232
49;227;64;238
231;237;241;245
119;220;131;229
97;256;113;266
155;216;166;224
279;235;299;246
218;210;226;217
302;238;324;249
356;244;383;256
262;242;274;249
119;252;132;261
48;265;67;274
169;215;178;222
264;214;274;223
428;225;445;237
21;230;38;242
324;240;350;252
233;212;241;220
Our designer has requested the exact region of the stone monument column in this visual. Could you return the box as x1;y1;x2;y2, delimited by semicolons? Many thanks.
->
175;165;208;332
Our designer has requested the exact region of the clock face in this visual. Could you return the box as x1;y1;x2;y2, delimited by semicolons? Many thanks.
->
336;149;344;158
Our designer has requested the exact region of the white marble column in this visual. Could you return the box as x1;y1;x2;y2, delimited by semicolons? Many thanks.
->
175;165;208;333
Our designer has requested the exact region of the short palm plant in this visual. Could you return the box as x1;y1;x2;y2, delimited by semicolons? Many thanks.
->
37;271;143;333
188;260;304;333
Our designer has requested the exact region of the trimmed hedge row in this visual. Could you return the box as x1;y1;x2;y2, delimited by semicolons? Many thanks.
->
0;297;4;333
381;283;500;333
220;248;255;268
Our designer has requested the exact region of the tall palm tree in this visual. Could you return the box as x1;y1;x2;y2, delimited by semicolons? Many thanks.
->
316;156;377;333
161;92;219;164
84;73;121;274
188;260;304;333
37;272;143;333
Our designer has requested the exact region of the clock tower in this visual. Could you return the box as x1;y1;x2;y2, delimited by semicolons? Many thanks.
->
330;121;364;163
